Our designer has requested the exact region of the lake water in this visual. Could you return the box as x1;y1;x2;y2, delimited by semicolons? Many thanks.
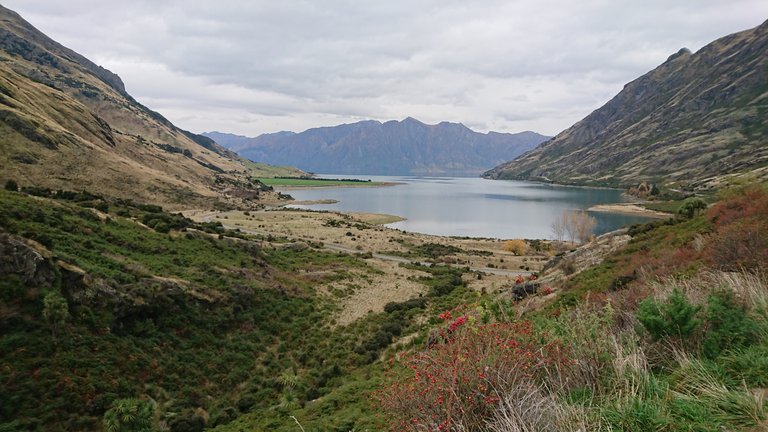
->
285;175;652;239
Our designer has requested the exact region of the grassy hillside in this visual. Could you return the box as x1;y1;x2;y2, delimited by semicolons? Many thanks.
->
0;5;300;209
2;182;767;432
0;187;482;431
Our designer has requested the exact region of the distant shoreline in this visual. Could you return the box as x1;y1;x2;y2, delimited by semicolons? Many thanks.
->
273;181;401;190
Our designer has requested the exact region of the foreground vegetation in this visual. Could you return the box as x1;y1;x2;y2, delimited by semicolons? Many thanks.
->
2;183;767;431
0;187;478;431
370;185;768;431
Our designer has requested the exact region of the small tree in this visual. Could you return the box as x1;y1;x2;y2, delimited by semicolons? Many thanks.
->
502;239;529;255
677;197;707;219
637;288;701;341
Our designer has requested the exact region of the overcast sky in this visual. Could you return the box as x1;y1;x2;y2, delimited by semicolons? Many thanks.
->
4;1;768;137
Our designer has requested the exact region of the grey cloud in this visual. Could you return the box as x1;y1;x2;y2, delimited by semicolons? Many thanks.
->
5;0;768;137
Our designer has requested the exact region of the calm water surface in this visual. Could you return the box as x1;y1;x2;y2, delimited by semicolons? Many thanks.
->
285;175;652;239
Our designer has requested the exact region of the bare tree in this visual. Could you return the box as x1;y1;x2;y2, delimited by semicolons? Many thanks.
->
573;210;597;243
552;210;597;244
551;215;566;242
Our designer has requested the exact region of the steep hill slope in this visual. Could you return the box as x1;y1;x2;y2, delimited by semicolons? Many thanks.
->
205;119;549;176
484;20;768;189
0;6;278;208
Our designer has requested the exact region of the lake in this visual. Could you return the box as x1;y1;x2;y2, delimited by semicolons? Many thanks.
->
284;175;653;239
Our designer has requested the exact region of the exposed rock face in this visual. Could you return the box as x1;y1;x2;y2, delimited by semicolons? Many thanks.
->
541;229;632;282
0;233;55;286
205;119;550;176
485;20;768;189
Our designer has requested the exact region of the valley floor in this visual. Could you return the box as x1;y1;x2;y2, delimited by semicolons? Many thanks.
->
184;208;548;324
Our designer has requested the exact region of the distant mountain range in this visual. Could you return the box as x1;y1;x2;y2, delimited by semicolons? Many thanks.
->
485;19;768;190
205;119;550;176
0;6;297;208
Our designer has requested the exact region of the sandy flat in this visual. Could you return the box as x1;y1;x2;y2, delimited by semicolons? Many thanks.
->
589;203;672;218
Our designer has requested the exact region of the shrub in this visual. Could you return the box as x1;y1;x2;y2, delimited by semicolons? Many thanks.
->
42;290;69;339
373;319;571;431
501;239;529;255
168;410;205;432
383;298;426;314
637;288;701;341
102;398;154;432
705;186;768;271
702;291;760;359
677;197;707;219
4;180;18;192
707;220;768;271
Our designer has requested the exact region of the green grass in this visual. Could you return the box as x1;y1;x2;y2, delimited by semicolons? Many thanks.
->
256;177;387;187
243;161;307;178
640;200;686;214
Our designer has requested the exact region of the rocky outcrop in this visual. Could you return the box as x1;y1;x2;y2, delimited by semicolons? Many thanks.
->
485;19;768;189
541;229;632;282
0;233;56;286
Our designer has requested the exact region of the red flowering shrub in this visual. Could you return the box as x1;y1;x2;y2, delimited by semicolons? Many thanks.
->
372;319;572;431
705;186;768;271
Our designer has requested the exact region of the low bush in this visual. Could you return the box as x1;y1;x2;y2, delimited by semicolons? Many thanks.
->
702;291;760;359
637;288;701;342
501;239;529;255
373;317;571;431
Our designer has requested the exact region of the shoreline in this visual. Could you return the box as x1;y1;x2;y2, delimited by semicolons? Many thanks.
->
286;199;339;205
588;203;672;218
271;181;402;190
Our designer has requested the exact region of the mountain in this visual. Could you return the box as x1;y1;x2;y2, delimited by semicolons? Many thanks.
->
205;119;550;176
0;6;287;208
484;20;768;190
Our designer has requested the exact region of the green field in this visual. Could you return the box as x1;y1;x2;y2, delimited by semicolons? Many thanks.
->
243;161;307;178
256;177;387;187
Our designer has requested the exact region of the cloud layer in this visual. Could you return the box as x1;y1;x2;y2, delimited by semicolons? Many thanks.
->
6;0;768;136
